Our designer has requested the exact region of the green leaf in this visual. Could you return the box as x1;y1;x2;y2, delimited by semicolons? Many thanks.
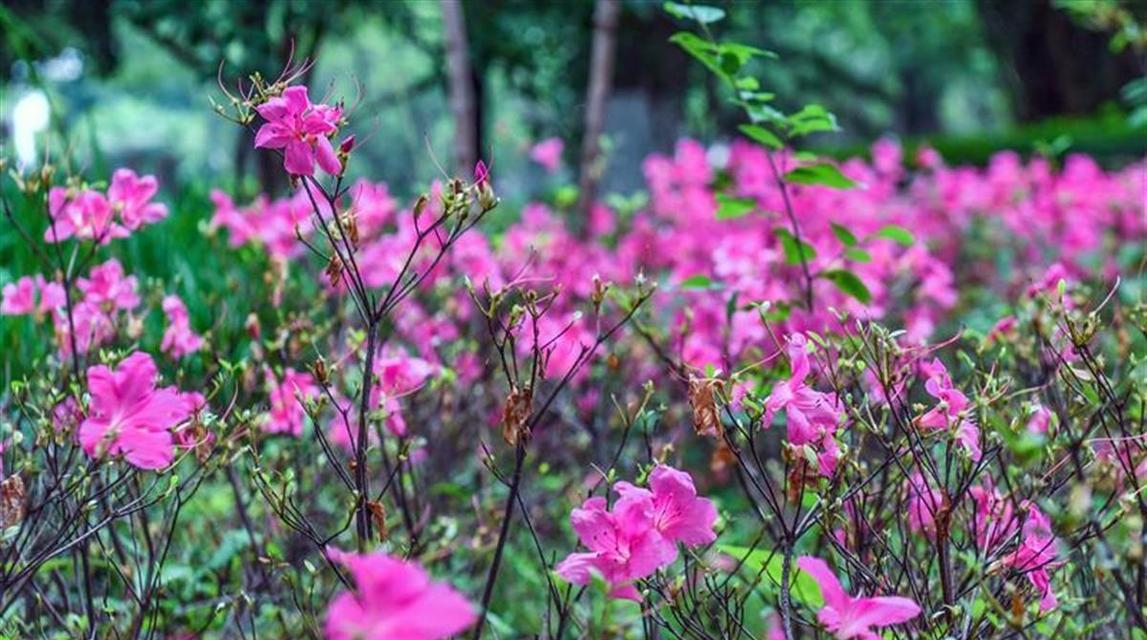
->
716;194;756;220
830;222;857;247
738;124;783;150
874;224;915;246
668;32;724;79
680;274;721;290
786;103;840;137
784;164;855;189
775;227;817;265
663;2;726;24
821;269;872;304
843;247;872;263
717;544;824;608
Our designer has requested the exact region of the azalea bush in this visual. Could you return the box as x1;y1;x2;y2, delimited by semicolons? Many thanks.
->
3;11;1147;640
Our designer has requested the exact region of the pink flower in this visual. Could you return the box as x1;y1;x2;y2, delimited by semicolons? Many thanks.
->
763;334;843;476
44;187;128;244
262;368;319;436
78;352;191;469
529;137;564;173
918;359;981;461
1002;506;1060;611
555;493;676;601
108;169;167;230
77;259;140;312
1026;405;1052;435
614;465;717;546
905;473;944;539
797;556;921;640
324;548;476;640
1;277;37;315
254;86;343;177
161;295;203;358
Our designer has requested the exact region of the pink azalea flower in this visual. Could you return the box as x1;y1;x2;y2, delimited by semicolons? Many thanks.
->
918;359;981;461
1025;405;1052;435
1;277;37;315
763;334;843;476
797;555;921;640
160;295;203;358
614;464;718;546
555;493;676;601
905;472;944;539
254;86;343;177
1002;506;1061;611
77;259;140;312
108;169;167;230
78;352;191;469
262;368;319;436
44;187;128;244
529;137;564;173
969;480;1019;552
324;548;476;640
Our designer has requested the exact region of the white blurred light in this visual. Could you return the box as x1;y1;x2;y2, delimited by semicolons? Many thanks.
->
13;90;51;168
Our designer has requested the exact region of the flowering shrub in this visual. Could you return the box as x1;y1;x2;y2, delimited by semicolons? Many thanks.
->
2;20;1147;640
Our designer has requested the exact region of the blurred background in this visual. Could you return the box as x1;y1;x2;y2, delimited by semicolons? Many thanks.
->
1;0;1144;204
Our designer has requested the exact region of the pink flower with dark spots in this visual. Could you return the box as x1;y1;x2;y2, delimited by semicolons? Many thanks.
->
797;555;921;640
78;352;191;469
324;548;476;640
254;86;343;177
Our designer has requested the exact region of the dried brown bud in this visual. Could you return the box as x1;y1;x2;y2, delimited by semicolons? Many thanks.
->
501;385;534;446
367;500;388;543
413;194;429;219
342;212;360;249
325;255;343;287
688;376;723;437
312;357;329;385
0;474;25;529
245;313;262;340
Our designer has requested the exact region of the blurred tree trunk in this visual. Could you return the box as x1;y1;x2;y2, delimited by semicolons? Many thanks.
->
442;0;479;177
576;0;620;224
974;0;1141;121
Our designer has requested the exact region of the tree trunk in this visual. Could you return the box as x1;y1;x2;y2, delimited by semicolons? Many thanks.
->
576;0;621;225
974;0;1141;122
441;0;479;177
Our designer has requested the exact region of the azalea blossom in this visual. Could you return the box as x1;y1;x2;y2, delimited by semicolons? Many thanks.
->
262;368;319;435
44;187;128;244
160;295;203;358
614;464;718;546
254;86;343;177
324;548;476;640
1;277;37;315
797;555;921;640
530;137;564;173
1002;505;1061;611
918;358;981;461
555;493;675;601
763;334;844;476
78;352;192;469
108;168;168;230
